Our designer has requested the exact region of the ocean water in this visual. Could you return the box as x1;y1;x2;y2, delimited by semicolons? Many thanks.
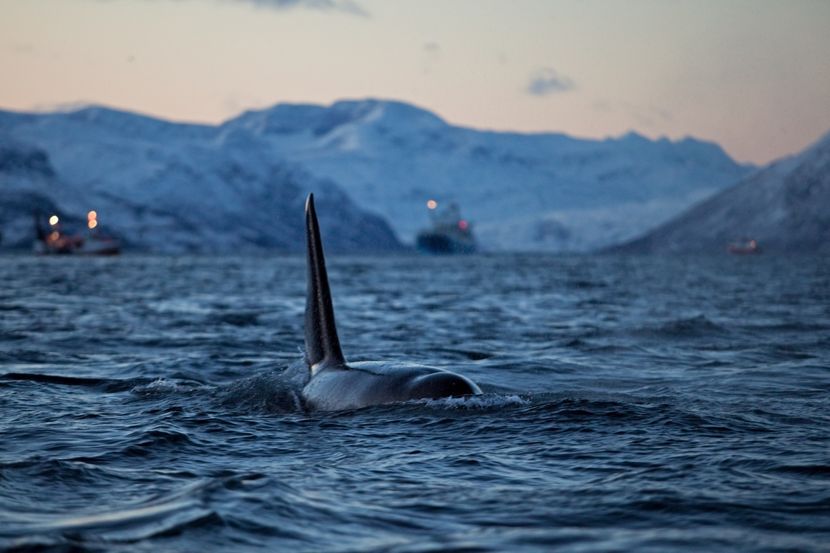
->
1;254;829;552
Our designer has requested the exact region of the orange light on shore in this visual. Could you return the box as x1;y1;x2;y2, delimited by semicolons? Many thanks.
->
88;219;98;229
87;210;97;221
49;215;59;226
427;199;438;210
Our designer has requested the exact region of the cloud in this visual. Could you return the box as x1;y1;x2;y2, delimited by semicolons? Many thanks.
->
621;101;673;129
8;43;36;55
420;41;440;74
591;99;612;113
237;0;368;16
89;0;369;17
526;67;574;96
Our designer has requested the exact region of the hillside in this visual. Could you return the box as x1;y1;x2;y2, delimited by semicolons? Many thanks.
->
609;132;830;254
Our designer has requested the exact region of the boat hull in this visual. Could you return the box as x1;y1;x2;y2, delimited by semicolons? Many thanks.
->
415;232;476;255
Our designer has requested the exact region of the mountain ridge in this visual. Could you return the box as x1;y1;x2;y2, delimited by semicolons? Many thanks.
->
219;98;752;251
1;98;754;252
0;117;401;253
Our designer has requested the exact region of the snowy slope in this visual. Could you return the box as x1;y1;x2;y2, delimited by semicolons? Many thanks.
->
223;99;753;251
0;107;401;253
0;140;68;248
608;131;830;254
1;99;752;252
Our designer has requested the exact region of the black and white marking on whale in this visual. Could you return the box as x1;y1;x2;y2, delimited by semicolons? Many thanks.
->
301;194;481;411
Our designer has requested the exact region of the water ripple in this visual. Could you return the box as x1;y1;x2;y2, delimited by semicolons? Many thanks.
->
1;254;829;551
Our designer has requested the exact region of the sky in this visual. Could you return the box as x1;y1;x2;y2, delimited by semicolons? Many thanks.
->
1;0;829;164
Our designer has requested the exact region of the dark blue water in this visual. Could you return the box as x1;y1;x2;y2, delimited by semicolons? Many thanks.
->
1;254;829;552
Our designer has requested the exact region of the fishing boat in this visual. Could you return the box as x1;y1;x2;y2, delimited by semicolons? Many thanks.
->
727;238;760;255
415;200;477;254
34;211;121;256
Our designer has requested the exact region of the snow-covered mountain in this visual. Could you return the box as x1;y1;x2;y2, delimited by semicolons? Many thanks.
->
609;131;830;254
0;108;400;253
1;99;752;252
222;99;753;251
0;140;67;248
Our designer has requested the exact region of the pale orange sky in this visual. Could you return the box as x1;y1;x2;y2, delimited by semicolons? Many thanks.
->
1;0;829;164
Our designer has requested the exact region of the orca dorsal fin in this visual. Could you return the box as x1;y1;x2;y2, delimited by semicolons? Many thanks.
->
304;194;346;371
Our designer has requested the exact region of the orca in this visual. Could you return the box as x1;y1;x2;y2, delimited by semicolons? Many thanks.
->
301;194;482;411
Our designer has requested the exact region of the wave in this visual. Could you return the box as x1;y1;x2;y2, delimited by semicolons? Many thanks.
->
0;475;254;547
774;464;830;478
633;315;728;339
130;377;211;396
413;393;531;410
207;310;262;327
215;361;307;414
1;372;149;393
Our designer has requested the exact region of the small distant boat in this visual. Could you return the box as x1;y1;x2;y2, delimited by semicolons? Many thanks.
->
34;211;121;256
727;238;760;255
415;200;477;255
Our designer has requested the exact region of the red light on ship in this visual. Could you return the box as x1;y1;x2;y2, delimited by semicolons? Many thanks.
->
458;219;469;230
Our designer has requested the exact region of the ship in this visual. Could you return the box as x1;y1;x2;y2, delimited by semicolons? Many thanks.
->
727;237;760;255
34;211;121;256
415;200;477;254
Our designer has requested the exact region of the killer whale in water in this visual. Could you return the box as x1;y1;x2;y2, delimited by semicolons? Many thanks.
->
301;194;482;411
